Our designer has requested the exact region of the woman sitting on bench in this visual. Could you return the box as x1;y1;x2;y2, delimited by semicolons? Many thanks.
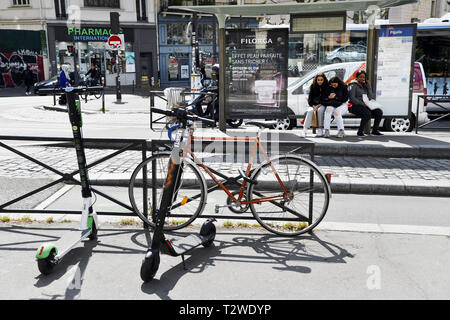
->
322;76;349;138
348;70;383;136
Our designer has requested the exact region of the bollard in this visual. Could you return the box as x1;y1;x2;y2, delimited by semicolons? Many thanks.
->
102;89;105;114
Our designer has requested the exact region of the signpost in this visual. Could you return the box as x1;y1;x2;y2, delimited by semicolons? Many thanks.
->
109;12;123;104
375;24;416;117
107;34;124;51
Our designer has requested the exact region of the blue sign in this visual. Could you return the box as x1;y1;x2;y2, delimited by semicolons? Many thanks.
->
379;26;415;38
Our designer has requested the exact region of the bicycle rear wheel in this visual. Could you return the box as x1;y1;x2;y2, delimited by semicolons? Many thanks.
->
248;155;330;236
128;152;207;230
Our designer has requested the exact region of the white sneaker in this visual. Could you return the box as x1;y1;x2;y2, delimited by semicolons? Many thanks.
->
324;129;330;138
315;129;324;137
299;130;307;138
337;129;345;138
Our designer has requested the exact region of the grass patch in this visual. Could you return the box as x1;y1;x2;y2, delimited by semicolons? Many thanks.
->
120;218;139;226
1;216;10;223
223;221;234;228
282;222;308;230
46;217;54;224
60;219;73;223
236;222;251;228
168;219;187;226
17;216;33;223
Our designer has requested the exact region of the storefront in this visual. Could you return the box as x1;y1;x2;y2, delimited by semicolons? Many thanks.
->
0;29;46;88
47;23;157;87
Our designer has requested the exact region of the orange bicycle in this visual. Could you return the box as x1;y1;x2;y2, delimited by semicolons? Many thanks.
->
129;107;332;236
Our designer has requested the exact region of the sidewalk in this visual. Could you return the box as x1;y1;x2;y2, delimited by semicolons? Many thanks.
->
0;219;448;300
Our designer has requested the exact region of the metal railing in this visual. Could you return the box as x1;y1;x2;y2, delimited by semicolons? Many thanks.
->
415;94;450;134
149;89;217;130
0;136;148;218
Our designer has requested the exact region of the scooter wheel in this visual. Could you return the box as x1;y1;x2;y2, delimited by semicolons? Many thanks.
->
37;249;57;275
200;219;216;248
140;250;160;282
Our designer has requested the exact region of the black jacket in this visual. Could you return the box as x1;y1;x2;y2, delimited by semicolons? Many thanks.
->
23;69;34;85
322;84;349;107
348;80;375;106
307;84;328;107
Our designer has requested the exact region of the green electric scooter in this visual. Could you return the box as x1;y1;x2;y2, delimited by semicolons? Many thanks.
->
35;87;100;275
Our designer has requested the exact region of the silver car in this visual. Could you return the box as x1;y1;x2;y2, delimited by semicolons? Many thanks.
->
326;44;367;64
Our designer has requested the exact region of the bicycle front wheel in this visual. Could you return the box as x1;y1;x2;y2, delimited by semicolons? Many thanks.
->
128;152;207;230
248;155;330;236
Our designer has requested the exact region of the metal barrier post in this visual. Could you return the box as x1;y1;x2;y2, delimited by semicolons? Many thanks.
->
150;91;154;130
142;140;148;228
102;89;105;114
415;95;421;134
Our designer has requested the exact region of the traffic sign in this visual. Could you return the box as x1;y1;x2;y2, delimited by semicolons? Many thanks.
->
107;34;124;51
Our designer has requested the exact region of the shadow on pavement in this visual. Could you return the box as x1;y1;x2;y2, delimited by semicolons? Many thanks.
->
1;224;353;299
139;230;353;299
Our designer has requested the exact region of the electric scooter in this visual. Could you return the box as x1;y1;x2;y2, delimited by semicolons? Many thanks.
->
140;107;217;282
35;87;101;275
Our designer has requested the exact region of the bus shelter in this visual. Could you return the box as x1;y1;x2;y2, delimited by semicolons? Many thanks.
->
171;0;419;132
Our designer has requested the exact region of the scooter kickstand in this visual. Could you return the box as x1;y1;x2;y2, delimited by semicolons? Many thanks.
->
181;254;187;270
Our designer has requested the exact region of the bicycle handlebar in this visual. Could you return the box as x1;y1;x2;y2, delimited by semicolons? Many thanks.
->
151;107;216;126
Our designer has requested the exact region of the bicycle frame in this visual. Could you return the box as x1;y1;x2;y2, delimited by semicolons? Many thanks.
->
177;126;292;206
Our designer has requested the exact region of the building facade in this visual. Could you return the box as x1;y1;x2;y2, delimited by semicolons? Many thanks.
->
388;0;449;23
0;0;158;87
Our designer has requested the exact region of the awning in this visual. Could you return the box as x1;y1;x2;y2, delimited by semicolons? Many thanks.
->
170;0;419;16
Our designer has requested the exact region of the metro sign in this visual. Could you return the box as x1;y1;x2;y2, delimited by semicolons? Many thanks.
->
107;34;124;50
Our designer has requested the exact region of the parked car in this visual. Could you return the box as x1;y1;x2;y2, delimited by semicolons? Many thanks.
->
276;61;429;132
33;72;86;95
325;44;367;64
33;75;58;95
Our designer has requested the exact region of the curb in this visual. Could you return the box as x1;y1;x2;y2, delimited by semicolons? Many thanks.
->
81;177;450;197
314;143;450;159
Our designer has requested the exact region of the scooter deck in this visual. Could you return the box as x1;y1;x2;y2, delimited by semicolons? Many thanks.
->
54;228;92;261
165;234;210;256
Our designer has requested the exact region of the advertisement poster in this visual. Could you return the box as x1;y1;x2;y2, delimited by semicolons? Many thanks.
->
376;25;416;117
225;28;288;119
125;52;135;73
181;65;189;79
168;57;179;80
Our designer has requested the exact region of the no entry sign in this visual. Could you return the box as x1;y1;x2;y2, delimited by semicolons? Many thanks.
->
107;34;124;50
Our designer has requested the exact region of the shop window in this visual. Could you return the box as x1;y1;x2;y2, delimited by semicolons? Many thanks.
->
197;23;216;45
167;23;190;45
168;53;190;81
12;0;30;5
105;43;134;75
83;0;120;8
